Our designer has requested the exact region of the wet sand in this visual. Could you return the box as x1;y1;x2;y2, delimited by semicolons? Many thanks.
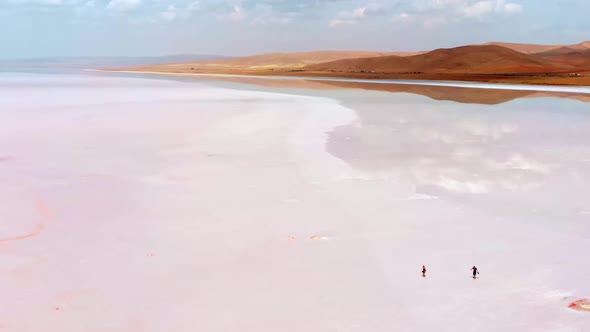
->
115;66;590;87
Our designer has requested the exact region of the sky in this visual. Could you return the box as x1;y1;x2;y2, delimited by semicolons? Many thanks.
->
0;0;589;59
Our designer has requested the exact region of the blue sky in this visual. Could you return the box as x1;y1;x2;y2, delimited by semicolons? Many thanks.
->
0;0;588;58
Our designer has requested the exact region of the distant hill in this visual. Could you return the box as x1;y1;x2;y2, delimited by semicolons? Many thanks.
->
483;42;558;54
177;51;423;70
534;47;579;56
485;41;590;54
567;41;590;50
305;45;572;74
534;48;590;69
116;40;590;84
0;54;230;71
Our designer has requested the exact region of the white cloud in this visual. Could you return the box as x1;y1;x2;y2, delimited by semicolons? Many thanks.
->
496;0;522;14
392;12;416;23
249;10;297;26
342;4;386;18
461;1;495;19
74;0;96;15
352;7;367;18
331;3;386;27
160;5;177;21
13;0;58;4
107;0;141;11
218;5;247;22
216;3;297;26
392;11;446;29
414;0;464;11
9;0;76;5
398;0;523;27
187;1;200;12
461;0;523;19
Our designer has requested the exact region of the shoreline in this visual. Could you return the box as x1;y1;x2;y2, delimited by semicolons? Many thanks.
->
100;69;590;94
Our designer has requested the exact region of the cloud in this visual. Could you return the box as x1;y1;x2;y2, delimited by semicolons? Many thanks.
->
460;0;523;19
412;0;464;13
326;103;559;197
330;3;386;27
423;0;524;17
159;5;177;21
392;11;446;29
392;12;415;23
393;0;523;28
7;0;87;5
228;5;247;22
249;9;298;26
216;3;298;26
107;0;141;11
74;0;97;15
346;4;386;19
9;0;66;4
187;1;200;12
497;0;522;14
460;1;495;18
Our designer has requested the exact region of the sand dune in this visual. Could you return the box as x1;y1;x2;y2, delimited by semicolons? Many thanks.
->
483;42;561;54
534;47;580;56
146;50;422;71
535;48;590;69
485;41;590;54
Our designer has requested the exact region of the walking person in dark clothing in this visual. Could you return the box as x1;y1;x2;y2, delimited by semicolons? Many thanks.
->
422;265;427;277
471;266;479;279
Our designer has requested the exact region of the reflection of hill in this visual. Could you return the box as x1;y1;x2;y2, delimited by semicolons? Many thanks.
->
191;75;590;105
317;81;533;104
319;81;590;104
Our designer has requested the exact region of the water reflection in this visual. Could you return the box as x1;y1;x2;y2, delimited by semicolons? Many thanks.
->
178;75;590;105
188;74;590;218
325;94;590;220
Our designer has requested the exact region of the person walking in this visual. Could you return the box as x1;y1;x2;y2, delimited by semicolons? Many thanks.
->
422;265;427;277
471;266;479;279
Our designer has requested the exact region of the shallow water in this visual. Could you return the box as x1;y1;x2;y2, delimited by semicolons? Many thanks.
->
112;70;590;94
1;72;589;332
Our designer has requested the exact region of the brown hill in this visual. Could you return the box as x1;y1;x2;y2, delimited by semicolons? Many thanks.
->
121;41;590;74
534;47;579;56
535;48;590;69
305;45;569;74
486;41;590;54
163;50;422;70
568;41;590;50
484;42;559;54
